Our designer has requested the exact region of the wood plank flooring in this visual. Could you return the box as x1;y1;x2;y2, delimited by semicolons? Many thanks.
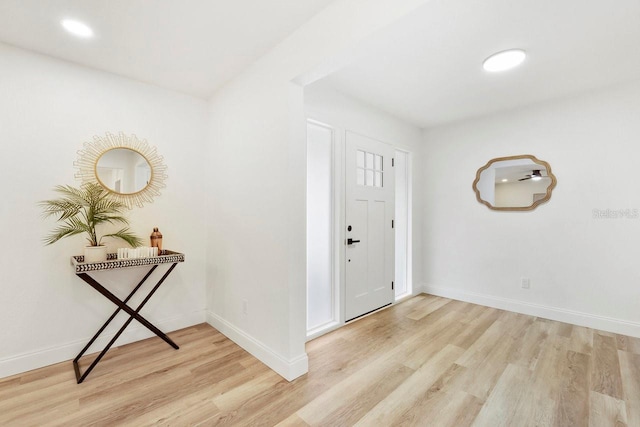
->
1;294;639;426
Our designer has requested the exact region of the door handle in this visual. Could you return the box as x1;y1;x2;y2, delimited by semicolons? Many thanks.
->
347;238;361;245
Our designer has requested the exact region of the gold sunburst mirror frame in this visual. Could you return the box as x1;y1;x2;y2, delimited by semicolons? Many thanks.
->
74;132;168;209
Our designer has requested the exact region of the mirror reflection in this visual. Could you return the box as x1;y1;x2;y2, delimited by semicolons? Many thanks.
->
473;155;557;211
96;148;151;194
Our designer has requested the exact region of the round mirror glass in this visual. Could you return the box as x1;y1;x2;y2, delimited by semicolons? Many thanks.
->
473;155;557;211
96;148;152;194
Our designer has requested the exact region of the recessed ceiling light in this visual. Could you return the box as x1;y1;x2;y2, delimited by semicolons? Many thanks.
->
501;179;508;182
61;19;94;38
483;49;526;72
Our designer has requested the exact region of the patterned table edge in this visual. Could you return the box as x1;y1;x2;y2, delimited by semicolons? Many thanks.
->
71;250;185;274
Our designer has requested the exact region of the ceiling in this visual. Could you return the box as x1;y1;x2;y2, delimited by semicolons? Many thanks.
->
319;0;640;128
493;165;549;184
1;0;639;127
0;0;335;98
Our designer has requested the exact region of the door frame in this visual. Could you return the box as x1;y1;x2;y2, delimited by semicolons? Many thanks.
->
394;148;413;300
305;118;412;340
306;119;341;338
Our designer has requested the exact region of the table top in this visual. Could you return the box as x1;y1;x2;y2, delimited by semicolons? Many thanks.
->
71;250;185;274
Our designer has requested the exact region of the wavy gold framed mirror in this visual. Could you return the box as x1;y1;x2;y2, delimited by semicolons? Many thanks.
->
473;154;557;211
74;132;167;208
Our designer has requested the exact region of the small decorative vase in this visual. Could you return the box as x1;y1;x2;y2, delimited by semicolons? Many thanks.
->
84;245;108;263
150;227;163;252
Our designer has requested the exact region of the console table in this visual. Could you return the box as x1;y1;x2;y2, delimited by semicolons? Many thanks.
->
70;250;185;384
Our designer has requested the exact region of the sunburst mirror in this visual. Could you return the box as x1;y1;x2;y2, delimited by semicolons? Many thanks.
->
74;132;167;208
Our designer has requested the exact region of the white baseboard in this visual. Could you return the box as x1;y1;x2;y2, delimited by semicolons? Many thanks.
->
206;311;308;382
419;284;640;338
0;310;207;380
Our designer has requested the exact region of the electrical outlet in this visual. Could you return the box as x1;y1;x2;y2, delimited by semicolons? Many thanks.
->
521;277;530;289
242;299;248;316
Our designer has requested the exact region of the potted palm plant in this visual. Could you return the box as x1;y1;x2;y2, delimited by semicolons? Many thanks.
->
40;182;143;262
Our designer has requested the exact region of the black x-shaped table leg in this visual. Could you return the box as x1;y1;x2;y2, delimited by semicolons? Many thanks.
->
73;263;179;384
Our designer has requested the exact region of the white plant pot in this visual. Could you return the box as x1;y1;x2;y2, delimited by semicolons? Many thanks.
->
84;245;108;263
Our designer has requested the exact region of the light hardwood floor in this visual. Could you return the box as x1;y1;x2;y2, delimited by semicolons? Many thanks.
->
1;294;639;426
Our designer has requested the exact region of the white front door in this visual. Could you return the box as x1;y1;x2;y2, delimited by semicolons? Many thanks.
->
345;132;395;321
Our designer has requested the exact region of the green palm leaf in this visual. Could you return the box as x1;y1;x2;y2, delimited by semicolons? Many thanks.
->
40;182;142;248
100;227;144;247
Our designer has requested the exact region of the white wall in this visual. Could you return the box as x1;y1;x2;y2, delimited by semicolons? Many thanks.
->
205;0;431;381
495;179;551;208
421;79;640;338
476;168;495;206
0;43;209;378
304;81;424;291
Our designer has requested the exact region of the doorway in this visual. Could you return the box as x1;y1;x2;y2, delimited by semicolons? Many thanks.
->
306;120;411;337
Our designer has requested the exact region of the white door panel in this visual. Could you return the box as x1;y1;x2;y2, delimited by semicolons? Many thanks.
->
345;132;394;321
